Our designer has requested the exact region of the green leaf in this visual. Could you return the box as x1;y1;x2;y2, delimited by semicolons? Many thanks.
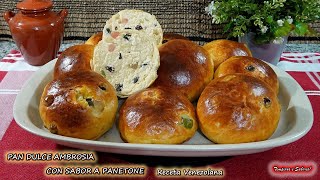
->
274;26;290;37
266;16;274;24
294;22;309;35
181;114;193;129
223;22;234;33
100;70;106;77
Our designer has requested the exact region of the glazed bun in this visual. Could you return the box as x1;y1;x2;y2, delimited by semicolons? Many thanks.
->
197;74;280;144
85;32;103;46
162;33;188;44
39;71;118;140
215;56;279;93
54;44;94;79
203;39;252;70
152;39;213;102
119;87;198;144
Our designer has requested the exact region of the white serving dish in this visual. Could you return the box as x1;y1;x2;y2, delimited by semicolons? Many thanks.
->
13;59;313;157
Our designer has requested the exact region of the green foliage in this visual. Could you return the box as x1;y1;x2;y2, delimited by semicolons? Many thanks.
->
206;0;320;44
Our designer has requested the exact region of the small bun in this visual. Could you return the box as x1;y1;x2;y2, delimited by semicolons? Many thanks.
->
54;44;94;79
162;33;188;44
119;87;198;144
197;74;280;144
203;40;252;70
39;71;118;140
215;56;279;93
85;32;103;46
152;39;213;102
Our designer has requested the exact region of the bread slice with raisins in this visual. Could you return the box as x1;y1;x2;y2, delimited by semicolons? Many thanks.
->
103;9;163;46
92;30;160;98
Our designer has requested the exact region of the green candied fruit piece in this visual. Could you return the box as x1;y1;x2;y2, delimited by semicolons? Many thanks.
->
100;70;106;77
181;114;193;129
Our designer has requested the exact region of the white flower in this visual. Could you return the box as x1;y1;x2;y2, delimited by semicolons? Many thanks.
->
277;20;284;26
204;6;210;14
286;16;293;24
261;26;268;34
205;1;216;16
273;37;285;44
211;15;220;24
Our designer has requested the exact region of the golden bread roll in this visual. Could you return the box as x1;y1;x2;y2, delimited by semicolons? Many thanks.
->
203;39;252;70
39;71;118;140
197;74;280;144
85;32;103;46
152;39;213;102
119;87;198;144
162;33;188;44
54;44;94;79
215;56;279;93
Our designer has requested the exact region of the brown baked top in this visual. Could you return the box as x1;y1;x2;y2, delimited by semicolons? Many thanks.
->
152;39;213;102
54;44;94;79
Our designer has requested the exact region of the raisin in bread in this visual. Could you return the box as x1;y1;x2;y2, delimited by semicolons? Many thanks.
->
103;9;163;46
92;30;160;98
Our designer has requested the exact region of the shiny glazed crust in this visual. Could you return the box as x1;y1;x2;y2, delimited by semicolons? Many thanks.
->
152;39;214;102
53;44;94;79
85;32;103;46
197;74;281;144
215;56;279;93
162;33;188;44
39;71;118;140
119;87;198;144
203;39;252;70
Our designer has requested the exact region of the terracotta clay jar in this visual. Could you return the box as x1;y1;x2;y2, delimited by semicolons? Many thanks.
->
4;0;68;66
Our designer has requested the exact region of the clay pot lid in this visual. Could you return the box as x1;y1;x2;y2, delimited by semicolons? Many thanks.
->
17;0;53;11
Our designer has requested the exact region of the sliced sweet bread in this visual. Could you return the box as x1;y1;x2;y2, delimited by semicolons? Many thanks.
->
92;30;160;98
103;9;163;46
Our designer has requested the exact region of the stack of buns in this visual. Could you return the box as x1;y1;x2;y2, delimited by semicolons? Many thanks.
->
39;45;118;140
39;9;281;144
198;41;280;144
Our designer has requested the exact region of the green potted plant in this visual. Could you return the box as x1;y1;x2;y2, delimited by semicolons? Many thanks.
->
205;0;320;65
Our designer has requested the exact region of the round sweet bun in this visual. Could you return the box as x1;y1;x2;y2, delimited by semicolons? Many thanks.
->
119;87;198;144
39;71;118;140
215;56;279;93
54;44;94;79
152;39;213;102
162;33;188;44
85;32;103;46
197;74;281;144
203;39;252;70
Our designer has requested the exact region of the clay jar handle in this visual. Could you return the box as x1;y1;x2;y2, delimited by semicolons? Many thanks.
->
57;9;68;23
4;11;15;23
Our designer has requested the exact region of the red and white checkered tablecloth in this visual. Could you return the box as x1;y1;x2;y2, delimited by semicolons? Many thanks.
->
0;49;319;179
